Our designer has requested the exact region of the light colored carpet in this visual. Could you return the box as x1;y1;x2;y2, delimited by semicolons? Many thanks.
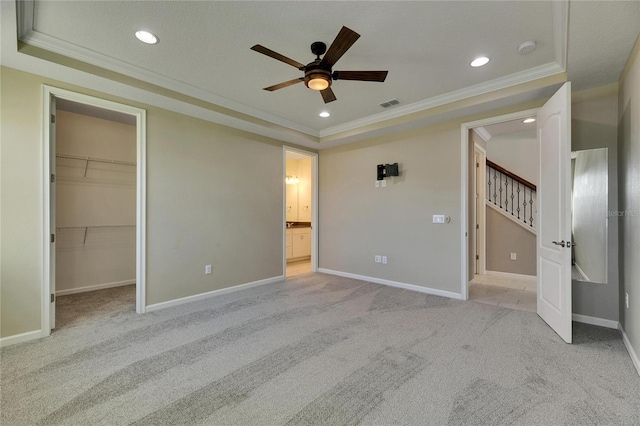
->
1;273;639;425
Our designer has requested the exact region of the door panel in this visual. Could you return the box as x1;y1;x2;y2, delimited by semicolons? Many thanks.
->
537;82;571;343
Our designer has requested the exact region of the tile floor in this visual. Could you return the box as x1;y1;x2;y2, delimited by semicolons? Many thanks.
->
286;258;311;277
469;273;537;313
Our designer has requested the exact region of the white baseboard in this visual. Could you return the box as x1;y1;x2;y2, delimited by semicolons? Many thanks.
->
485;270;537;281
619;324;640;377
572;313;619;329
145;275;284;312
0;329;44;348
317;268;463;300
56;279;136;296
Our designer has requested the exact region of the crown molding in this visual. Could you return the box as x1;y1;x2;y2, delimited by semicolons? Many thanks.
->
14;0;569;146
319;62;564;138
17;4;318;138
473;127;491;141
553;0;569;71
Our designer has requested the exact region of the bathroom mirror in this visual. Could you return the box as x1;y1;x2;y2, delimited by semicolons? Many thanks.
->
571;147;608;284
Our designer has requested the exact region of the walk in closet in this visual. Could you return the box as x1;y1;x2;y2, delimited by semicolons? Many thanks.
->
54;100;136;304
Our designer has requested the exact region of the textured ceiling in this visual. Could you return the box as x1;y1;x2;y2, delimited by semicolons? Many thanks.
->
9;1;640;143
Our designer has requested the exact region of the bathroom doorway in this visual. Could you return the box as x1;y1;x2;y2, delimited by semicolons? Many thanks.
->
283;147;317;277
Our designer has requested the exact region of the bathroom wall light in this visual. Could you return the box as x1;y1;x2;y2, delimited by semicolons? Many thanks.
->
285;175;299;185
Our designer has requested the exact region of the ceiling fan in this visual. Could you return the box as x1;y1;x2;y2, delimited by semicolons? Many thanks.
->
251;26;388;103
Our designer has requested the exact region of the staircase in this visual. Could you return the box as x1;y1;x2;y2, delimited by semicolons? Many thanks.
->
486;160;536;232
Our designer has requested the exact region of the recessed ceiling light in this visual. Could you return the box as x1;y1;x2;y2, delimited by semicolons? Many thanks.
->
470;57;490;67
523;118;536;123
135;30;158;45
319;111;330;118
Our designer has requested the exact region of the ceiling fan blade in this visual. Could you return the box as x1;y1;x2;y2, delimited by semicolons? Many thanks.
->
320;26;360;68
320;87;337;103
333;70;388;82
264;78;304;91
251;45;305;69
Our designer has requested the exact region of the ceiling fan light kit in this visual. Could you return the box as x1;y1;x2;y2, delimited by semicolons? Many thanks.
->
251;26;388;103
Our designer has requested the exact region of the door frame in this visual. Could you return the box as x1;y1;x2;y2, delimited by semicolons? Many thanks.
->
473;143;487;275
460;108;539;300
42;85;147;336
283;146;318;274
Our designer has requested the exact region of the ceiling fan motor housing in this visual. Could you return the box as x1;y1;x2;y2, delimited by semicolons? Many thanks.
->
304;61;332;89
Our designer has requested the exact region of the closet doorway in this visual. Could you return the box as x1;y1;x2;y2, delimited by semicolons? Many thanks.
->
43;86;146;335
284;147;318;278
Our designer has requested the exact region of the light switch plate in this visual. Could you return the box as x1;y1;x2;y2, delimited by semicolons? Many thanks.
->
375;181;380;188
433;215;445;224
374;255;381;263
381;180;387;187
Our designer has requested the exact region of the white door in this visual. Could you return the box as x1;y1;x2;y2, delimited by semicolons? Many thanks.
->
49;96;57;330
537;82;572;343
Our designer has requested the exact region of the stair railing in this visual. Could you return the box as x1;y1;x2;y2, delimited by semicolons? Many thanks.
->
486;159;536;229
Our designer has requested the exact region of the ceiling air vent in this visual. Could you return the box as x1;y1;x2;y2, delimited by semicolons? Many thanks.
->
380;99;400;109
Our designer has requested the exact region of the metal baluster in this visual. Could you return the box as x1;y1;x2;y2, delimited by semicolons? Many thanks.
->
504;176;509;213
529;191;534;227
517;183;521;220
487;165;491;205
523;187;528;224
493;168;497;204
510;177;515;215
499;172;503;208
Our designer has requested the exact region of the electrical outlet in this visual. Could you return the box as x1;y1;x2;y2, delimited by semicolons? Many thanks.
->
510;253;517;260
374;255;381;263
205;264;212;275
382;256;388;264
626;293;630;309
381;180;387;187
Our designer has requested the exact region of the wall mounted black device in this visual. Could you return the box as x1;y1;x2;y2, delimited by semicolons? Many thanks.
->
377;163;399;180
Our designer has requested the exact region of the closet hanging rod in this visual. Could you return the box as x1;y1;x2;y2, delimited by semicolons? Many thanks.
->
56;225;135;245
56;225;136;230
56;152;136;167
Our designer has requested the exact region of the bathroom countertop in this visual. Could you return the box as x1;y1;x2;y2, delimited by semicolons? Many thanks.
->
286;222;311;229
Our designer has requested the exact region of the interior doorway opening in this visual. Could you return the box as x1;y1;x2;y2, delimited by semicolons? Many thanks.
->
43;86;146;336
466;110;540;313
284;147;318;278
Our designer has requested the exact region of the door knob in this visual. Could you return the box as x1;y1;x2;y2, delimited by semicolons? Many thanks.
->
552;240;566;247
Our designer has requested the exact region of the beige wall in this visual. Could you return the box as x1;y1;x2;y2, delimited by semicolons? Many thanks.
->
486;130;539;186
485;207;536;276
1;67;44;336
319;123;463;293
0;66;293;338
55;110;136;293
618;36;640;360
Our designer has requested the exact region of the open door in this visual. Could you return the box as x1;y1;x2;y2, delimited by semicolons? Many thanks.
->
537;82;572;343
49;95;57;330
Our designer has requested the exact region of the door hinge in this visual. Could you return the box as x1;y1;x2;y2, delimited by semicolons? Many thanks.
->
51;234;55;243
476;255;479;260
50;114;56;124
51;293;55;303
476;162;479;168
476;224;479;229
50;174;56;183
